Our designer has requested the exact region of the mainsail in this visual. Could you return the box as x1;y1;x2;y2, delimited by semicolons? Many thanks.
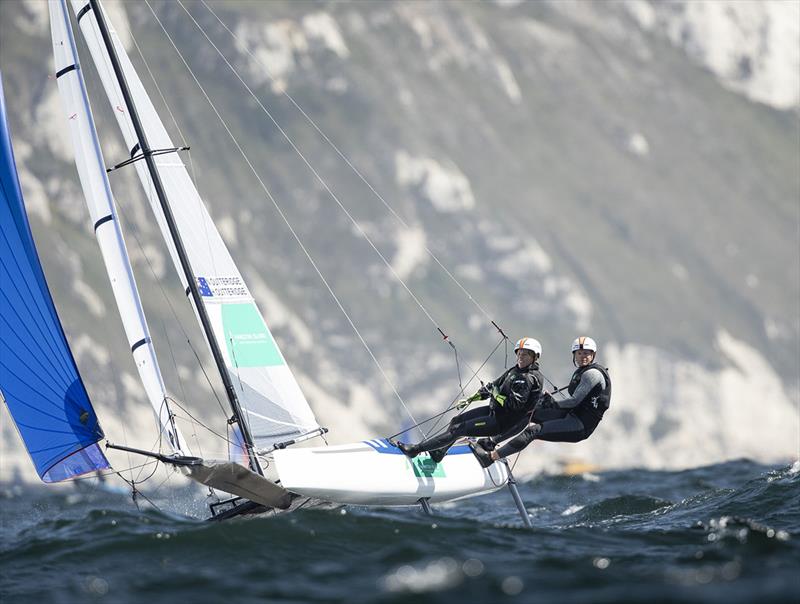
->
2;1;511;516
49;0;186;454
71;0;320;453
0;72;111;482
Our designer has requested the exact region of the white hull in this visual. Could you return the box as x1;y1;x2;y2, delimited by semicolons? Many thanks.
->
273;439;508;506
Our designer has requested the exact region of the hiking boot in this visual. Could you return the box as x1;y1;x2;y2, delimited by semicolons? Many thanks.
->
477;437;496;451
396;441;420;458
469;442;495;468
429;447;448;464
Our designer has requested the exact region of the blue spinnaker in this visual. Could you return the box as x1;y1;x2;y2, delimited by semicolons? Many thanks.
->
0;72;110;482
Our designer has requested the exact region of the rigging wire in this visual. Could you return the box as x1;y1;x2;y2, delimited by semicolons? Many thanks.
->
124;15;217;275
177;2;523;399
67;460;157;482
119;11;231;457
173;0;513;388
137;3;563;441
178;0;447;340
166;396;238;448
155;0;518;428
388;334;505;441
133;398;170;485
111;186;229;422
159;317;205;458
114;469;161;512
422;335;505;439
118;413;135;485
84;45;226;450
112;184;232;472
200;0;503;334
143;0;418;426
195;5;559;406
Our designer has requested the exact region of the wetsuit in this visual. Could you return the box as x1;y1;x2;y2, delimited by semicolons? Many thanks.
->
406;362;543;456
496;363;611;458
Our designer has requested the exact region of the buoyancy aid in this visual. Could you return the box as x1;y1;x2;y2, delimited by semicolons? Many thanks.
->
567;363;611;431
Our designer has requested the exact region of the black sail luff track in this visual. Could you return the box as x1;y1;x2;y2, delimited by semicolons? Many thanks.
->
86;0;262;475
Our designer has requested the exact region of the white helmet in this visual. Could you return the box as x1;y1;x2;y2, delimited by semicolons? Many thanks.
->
571;336;597;353
515;337;542;357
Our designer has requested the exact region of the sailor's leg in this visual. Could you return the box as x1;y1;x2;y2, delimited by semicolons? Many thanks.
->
402;406;497;460
532;414;587;443
452;407;501;437
413;432;459;455
470;414;533;467
399;416;463;457
496;423;541;458
486;415;533;448
419;407;495;449
496;413;587;459
531;407;570;423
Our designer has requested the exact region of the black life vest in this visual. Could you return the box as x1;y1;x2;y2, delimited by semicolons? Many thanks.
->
492;362;543;415
567;363;611;429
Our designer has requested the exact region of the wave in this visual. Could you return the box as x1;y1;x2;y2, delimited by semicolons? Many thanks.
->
0;459;797;604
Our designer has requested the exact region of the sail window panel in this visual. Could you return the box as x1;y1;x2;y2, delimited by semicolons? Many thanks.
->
41;443;111;483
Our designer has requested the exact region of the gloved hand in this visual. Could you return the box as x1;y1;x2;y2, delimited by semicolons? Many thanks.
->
538;392;557;409
525;422;542;437
477;384;491;399
477;437;496;451
455;398;471;410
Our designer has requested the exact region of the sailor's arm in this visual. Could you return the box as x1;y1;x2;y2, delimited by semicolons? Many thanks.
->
555;368;605;409
478;368;511;399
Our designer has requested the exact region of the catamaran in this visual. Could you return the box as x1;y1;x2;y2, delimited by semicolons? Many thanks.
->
2;0;532;523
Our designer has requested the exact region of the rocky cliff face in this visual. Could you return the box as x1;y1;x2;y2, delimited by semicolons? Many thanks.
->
1;0;797;482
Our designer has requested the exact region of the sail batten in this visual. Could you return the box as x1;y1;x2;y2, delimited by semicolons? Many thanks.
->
72;0;320;452
0;72;111;483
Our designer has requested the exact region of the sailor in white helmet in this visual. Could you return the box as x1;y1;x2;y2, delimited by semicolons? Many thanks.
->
471;336;611;467
397;337;544;463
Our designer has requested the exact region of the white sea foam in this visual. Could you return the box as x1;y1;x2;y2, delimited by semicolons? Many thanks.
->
562;504;585;516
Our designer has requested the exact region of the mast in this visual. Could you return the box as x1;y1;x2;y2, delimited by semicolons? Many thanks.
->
50;0;186;456
86;0;262;475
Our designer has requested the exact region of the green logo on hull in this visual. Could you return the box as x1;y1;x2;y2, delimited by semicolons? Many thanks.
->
411;456;445;478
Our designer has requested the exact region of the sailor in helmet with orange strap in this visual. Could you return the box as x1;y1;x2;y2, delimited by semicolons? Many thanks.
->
471;336;611;467
397;337;544;463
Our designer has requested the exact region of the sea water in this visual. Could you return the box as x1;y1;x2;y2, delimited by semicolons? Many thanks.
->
1;459;798;603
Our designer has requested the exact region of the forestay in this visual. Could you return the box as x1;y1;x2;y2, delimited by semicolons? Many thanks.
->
71;0;320;451
49;0;186;454
0;73;110;482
